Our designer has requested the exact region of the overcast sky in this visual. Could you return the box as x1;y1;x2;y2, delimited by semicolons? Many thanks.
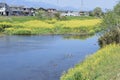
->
0;0;119;11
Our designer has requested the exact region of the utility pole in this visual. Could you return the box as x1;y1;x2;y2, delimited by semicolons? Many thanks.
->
57;0;59;5
81;0;83;11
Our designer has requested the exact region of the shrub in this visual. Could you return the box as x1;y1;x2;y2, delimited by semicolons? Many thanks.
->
5;28;32;35
0;22;13;32
14;29;32;35
99;27;120;47
5;28;15;34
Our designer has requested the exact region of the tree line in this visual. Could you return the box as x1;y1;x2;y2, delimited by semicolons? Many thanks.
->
99;2;120;47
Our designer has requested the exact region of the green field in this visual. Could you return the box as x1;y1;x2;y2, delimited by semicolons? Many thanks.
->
0;16;39;22
0;16;97;22
61;44;120;80
0;16;102;35
65;16;97;20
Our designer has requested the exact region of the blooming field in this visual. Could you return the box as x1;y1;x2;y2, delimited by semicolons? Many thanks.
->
0;19;102;35
55;19;101;28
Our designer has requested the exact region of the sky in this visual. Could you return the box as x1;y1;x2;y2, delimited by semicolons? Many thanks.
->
0;0;119;11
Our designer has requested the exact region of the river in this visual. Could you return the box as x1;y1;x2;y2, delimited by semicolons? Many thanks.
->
0;35;99;80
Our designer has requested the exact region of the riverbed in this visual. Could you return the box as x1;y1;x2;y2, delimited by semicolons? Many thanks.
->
0;35;99;80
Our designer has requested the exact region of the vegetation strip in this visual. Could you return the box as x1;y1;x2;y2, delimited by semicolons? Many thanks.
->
0;17;101;35
61;44;120;80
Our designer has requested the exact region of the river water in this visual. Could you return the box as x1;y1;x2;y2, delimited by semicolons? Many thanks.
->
0;35;99;80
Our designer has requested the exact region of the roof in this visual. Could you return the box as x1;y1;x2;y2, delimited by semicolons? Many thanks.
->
10;5;24;8
47;8;57;10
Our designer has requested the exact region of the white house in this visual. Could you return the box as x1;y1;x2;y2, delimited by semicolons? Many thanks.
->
0;3;11;16
60;11;80;16
60;11;89;16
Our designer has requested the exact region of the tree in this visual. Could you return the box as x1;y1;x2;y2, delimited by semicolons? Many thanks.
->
54;13;61;20
114;2;120;16
99;4;120;47
36;10;46;19
93;7;103;17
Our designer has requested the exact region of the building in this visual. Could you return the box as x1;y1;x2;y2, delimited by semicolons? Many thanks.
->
38;7;47;11
47;8;57;13
79;11;89;16
0;2;89;17
60;11;80;16
0;3;11;16
10;6;36;16
10;6;24;16
60;11;89;16
0;2;36;16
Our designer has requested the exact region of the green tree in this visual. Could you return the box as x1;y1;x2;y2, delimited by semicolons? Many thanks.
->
99;6;120;47
93;7;103;17
54;13;61;20
114;2;120;16
36;10;46;19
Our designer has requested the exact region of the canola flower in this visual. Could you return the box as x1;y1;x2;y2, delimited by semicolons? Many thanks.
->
55;19;101;28
61;44;120;80
23;20;54;29
1;19;102;35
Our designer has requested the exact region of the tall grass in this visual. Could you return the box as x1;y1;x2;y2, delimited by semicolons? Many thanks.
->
61;44;120;80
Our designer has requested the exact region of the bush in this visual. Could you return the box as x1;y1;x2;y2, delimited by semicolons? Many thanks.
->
0;22;13;32
99;27;120;47
5;28;32;35
98;2;120;47
14;29;32;35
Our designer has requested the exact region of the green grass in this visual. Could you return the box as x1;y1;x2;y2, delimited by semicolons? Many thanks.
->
65;16;97;20
61;44;120;80
0;16;97;22
0;16;39;22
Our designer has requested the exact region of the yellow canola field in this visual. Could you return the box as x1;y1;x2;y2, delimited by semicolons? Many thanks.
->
55;19;102;28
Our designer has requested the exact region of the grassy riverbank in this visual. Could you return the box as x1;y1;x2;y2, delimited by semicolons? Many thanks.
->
0;16;102;35
61;44;120;80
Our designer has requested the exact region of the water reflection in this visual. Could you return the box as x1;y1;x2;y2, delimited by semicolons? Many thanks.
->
63;35;93;40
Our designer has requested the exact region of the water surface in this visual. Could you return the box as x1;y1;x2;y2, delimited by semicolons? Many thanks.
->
0;35;99;80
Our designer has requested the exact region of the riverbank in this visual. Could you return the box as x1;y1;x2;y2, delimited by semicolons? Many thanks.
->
61;44;120;80
0;18;102;35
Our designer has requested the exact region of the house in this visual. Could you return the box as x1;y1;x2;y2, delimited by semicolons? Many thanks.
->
47;8;57;13
60;11;80;16
38;7;47;12
10;6;24;16
79;11;89;16
0;2;36;16
23;7;35;16
29;7;36;16
0;3;11;16
10;6;36;16
60;11;89;16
